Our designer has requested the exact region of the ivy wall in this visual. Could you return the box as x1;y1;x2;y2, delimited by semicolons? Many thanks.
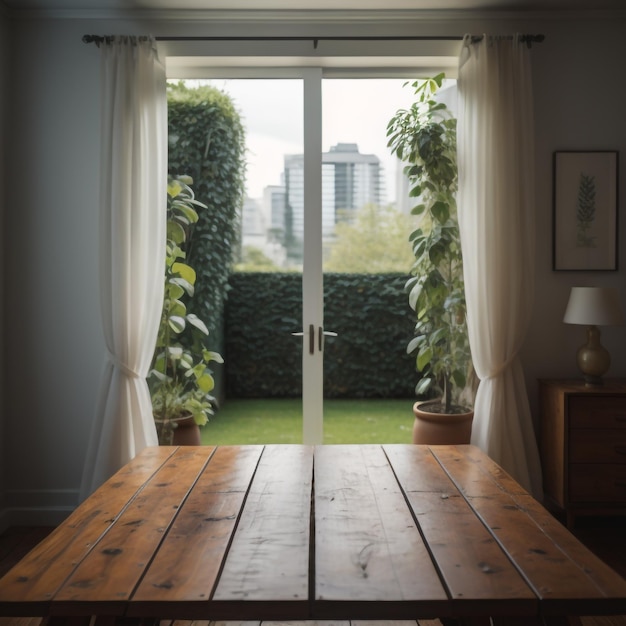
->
224;273;417;398
167;82;246;348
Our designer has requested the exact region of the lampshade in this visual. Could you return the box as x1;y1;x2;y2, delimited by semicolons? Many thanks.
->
563;286;624;386
563;287;624;327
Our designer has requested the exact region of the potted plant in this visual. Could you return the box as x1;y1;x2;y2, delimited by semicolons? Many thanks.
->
387;73;474;444
148;175;223;445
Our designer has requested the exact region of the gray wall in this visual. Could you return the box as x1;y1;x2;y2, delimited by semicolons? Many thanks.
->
0;5;7;522
524;17;626;400
1;8;626;527
3;18;103;525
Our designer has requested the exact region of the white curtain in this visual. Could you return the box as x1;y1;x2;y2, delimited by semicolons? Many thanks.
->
80;36;167;499
457;34;543;497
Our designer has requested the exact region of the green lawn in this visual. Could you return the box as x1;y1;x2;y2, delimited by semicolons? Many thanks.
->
200;398;414;445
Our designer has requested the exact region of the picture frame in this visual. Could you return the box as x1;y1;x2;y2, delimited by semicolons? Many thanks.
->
553;150;619;271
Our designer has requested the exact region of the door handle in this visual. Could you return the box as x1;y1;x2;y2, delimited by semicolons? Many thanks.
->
292;325;315;354
319;326;338;352
293;325;337;354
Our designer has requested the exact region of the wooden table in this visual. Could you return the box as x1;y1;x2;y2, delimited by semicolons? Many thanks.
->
0;444;625;625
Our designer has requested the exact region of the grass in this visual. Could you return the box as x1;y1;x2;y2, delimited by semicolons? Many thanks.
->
200;398;414;445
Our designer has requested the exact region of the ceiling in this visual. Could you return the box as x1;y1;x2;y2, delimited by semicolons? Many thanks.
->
3;0;626;11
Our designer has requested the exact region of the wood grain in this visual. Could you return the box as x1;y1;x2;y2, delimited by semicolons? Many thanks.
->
1;444;625;625
385;445;538;619
539;381;568;510
0;446;178;616
52;447;216;615
432;446;626;617
210;445;313;619
314;445;448;619
569;430;626;463
129;446;264;618
569;396;626;429
539;379;626;527
516;494;626;616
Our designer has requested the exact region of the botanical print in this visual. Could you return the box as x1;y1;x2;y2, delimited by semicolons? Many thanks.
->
576;172;596;248
553;151;617;271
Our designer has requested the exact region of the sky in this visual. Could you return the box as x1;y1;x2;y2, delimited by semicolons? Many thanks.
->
196;77;422;202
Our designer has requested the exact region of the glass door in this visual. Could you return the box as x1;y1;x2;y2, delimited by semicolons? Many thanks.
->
319;78;425;443
192;72;327;443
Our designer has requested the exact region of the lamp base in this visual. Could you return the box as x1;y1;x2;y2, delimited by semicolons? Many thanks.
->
583;374;605;387
577;325;610;386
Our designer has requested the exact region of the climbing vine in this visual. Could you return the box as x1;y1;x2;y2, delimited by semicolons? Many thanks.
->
167;81;247;350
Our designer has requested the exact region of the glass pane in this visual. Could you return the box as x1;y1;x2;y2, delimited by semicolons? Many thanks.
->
211;79;306;272
321;79;422;444
321;78;419;271
201;78;305;443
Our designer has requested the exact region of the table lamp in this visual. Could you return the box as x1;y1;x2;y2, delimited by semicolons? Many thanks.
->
563;286;624;386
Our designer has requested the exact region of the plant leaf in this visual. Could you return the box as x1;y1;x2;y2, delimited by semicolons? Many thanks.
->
172;262;196;285
168;316;186;333
187;313;209;335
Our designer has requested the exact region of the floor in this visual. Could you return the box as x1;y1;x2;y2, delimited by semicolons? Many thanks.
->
0;517;625;626
0;527;53;580
572;515;626;579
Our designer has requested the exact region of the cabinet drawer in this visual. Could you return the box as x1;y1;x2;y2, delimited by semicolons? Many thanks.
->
569;395;626;428
569;429;626;462
569;464;626;502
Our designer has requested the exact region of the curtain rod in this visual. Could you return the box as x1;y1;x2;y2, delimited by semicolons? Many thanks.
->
82;33;545;49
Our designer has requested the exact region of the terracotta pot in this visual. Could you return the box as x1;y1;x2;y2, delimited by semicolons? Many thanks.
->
412;401;473;445
172;415;202;446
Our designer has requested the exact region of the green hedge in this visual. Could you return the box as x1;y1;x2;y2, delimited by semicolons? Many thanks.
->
224;273;417;398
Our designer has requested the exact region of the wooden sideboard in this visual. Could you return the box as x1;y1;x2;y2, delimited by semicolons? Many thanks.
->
538;378;626;528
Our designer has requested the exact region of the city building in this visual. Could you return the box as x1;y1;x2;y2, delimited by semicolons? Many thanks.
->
281;143;383;262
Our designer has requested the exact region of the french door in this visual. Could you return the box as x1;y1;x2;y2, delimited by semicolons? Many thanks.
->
296;71;420;443
185;71;426;443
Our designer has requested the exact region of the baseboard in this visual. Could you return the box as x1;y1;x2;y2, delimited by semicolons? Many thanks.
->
0;506;73;534
0;489;78;533
0;507;72;531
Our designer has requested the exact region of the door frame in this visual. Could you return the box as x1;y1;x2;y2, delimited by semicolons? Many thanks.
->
302;68;324;444
165;53;455;444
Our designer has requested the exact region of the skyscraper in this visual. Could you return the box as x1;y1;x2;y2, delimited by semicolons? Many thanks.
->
283;143;382;261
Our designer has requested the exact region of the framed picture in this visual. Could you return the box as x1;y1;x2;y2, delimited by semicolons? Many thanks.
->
553;150;619;271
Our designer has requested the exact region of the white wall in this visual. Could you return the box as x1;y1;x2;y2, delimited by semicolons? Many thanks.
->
1;9;626;527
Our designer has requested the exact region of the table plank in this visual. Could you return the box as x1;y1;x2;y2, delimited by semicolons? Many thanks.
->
516;494;626;616
314;445;449;620
432;445;626;617
352;622;420;626
0;446;179;617
384;444;538;619
129;446;264;618
210;445;313;619
51;447;216;616
1;444;624;624
262;622;350;626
